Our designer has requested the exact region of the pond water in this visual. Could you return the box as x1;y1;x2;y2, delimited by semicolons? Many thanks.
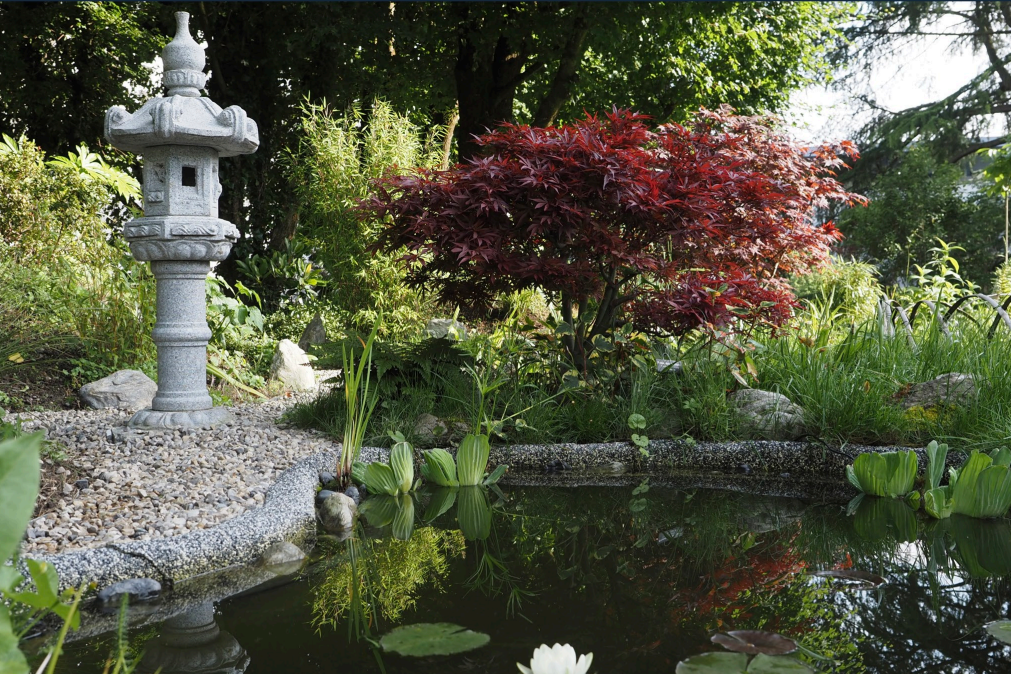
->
50;483;1011;673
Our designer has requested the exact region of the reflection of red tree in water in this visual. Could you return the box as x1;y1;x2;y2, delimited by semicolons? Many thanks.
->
667;529;814;633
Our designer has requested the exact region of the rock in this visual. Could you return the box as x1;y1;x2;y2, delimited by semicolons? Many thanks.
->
318;471;336;487
79;370;157;410
730;389;806;440
318;492;357;534
97;578;162;610
74;479;89;490
413;413;448;445
269;339;315;391
424;318;467;340
258;541;305;567
344;484;360;505
899;372;977;410
316;489;336;504
297;312;327;352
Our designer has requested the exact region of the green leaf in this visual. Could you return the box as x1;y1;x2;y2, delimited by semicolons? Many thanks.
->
592;334;614;353
420;449;458;487
991;447;1011;468
7;560;79;630
380;622;489;657
847;450;917;497
391;494;415;541
457;434;490;486
925;440;949;491
985;620;1011;645
0;432;42;563
747;654;815;673
675;651;749;673
627;413;647;430
483;464;507;485
0;604;29;674
852;494;918;543
632;433;649;448
351;461;367;486
554;322;575;337
924;487;953;519
390;441;415;494
423;487;458;523
363;462;400;496
951;451;1011;518
359;494;400;528
456;486;491;541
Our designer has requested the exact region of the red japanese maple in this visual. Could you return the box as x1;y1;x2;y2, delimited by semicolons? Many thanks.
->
364;107;864;364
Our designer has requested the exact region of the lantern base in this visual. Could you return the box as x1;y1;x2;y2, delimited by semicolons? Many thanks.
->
128;406;232;430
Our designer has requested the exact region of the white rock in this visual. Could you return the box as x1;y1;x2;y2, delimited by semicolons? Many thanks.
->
269;339;315;391
424;318;467;340
899;372;977;410
730;389;806;440
318;492;357;534
79;370;157;410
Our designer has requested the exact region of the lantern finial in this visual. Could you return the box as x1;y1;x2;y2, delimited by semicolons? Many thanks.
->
162;12;207;97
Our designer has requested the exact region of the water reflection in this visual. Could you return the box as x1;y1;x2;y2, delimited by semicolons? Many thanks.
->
138;602;248;674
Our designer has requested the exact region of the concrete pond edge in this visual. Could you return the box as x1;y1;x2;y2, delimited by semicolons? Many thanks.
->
27;437;932;593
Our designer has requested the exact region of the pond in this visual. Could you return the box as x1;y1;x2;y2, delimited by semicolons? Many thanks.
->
48;482;1011;673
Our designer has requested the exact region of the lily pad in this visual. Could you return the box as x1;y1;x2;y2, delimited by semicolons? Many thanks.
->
711;631;798;655
380;622;489;657
675;651;749;673
985;620;1011;645
747;654;815;673
812;569;887;588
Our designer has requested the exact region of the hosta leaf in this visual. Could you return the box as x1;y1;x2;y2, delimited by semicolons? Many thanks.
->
380;622;489;657
390;442;415;494
421;448;458;487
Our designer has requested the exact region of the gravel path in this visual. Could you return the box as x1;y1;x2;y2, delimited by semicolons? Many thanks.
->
14;394;337;556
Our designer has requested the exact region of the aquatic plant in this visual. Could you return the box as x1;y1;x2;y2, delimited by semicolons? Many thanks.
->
517;643;593;674
360;435;416;496
420;448;458;487
846;449;917;498
340;319;381;483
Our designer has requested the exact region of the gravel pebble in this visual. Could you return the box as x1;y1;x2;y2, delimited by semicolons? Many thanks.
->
17;391;338;556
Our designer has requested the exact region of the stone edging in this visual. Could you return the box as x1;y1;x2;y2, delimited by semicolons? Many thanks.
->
28;450;340;591
28;437;932;592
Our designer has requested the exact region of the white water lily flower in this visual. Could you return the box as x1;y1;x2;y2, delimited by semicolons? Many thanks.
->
517;643;593;674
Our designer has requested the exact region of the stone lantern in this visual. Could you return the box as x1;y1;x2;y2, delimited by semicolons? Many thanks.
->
105;12;258;428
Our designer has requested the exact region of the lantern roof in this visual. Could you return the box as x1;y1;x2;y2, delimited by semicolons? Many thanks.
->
104;12;258;157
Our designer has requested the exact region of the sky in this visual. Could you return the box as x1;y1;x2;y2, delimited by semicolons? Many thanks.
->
786;18;1005;146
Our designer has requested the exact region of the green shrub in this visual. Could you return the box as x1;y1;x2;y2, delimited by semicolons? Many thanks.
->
282;99;446;339
790;256;881;324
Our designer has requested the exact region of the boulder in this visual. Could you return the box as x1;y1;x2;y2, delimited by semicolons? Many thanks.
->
899;372;977;410
425;318;467;340
730;389;806;440
297;312;327;352
656;359;683;374
413;413;448;445
318;492;357;534
79;370;157;410
258;541;305;568
269;339;315;391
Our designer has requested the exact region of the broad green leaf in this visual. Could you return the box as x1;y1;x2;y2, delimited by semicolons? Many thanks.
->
675;651;748;673
423;487;457;523
985;620;1011;645
990;446;1011;468
380;622;489;657
363;462;400;496
632;434;649;448
420;449;458;487
628;413;647;430
951;451;1011;518
592;334;614;353
924;487;953;519
0;433;42;563
483;464;507;485
0;566;21;593
847;450;917;497
554;322;575;337
391;494;415;541
8;560;79;629
390;442;415;494
747;654;815;673
925;440;949;491
457;434;490;486
0;604;29;674
359;495;400;528
853;494;918;543
457;486;491;541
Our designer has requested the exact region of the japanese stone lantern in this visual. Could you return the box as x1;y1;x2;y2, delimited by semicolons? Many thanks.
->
105;12;258;428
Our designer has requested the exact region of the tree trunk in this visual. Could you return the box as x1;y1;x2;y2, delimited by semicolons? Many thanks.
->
532;5;591;127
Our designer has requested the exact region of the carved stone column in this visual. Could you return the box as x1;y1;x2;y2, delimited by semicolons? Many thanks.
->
105;12;258;429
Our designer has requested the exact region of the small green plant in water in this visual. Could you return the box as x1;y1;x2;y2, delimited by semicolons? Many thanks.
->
359;432;416;496
339;319;382;484
846;449;918;498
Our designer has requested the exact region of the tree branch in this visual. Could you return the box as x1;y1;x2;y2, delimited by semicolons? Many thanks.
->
532;4;591;128
972;6;1011;92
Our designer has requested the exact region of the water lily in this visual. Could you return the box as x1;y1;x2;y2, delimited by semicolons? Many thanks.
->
517;643;593;674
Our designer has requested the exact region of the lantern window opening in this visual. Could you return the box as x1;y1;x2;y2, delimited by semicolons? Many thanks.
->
182;165;197;187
